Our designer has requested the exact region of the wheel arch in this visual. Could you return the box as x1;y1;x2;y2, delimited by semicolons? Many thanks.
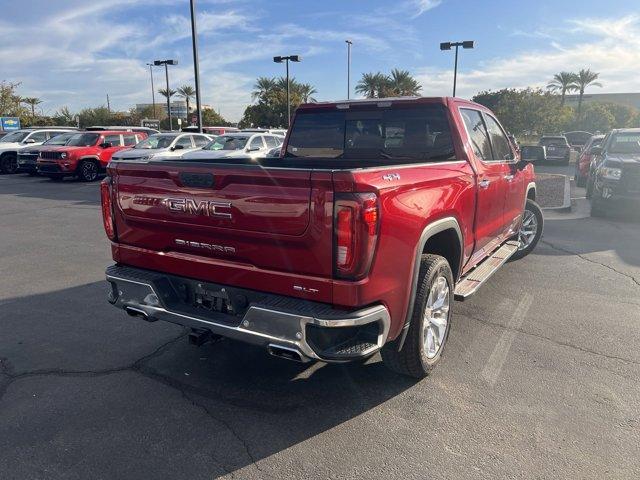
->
396;216;463;351
526;182;536;202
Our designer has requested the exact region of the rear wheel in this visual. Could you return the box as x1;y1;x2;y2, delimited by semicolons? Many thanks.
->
381;254;453;379
511;199;544;261
77;160;99;182
0;153;17;174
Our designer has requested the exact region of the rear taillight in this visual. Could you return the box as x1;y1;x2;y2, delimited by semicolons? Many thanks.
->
100;177;116;240
334;193;379;279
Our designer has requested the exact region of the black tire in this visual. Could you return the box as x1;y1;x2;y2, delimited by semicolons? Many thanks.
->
77;159;99;182
381;254;453;379
0;153;18;174
586;175;594;199
590;198;606;218
511;199;544;261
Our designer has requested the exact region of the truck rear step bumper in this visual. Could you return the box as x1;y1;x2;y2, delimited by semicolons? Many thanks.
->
105;264;390;363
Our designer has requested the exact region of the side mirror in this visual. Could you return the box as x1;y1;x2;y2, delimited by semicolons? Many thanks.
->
99;142;113;149
172;144;185;151
520;145;546;163
24;138;36;144
590;146;603;156
247;146;260;152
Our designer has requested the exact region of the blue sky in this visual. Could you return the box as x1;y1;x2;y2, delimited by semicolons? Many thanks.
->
1;0;639;121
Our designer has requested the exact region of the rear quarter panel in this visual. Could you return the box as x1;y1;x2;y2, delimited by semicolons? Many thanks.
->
332;159;476;341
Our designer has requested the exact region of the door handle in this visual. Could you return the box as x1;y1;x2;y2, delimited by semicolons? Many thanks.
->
479;179;491;189
504;174;514;181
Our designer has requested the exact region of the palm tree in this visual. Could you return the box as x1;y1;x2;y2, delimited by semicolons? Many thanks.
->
546;72;577;107
176;85;196;120
355;72;392;98
355;73;380;98
296;83;317;103
574;69;602;117
22;97;43;117
252;77;277;102
158;88;176;100
388;69;422;96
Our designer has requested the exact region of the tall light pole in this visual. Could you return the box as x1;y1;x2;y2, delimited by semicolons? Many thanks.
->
439;41;474;97
154;59;178;131
273;55;301;128
345;40;352;99
146;63;157;119
189;0;203;133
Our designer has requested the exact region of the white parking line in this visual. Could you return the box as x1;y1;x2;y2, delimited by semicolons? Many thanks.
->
481;293;534;387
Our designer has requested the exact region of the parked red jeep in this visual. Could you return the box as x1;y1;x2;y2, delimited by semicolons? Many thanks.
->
101;97;542;378
38;130;147;181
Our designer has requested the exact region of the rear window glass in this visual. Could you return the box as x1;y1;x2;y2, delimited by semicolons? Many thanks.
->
286;105;455;163
540;137;568;147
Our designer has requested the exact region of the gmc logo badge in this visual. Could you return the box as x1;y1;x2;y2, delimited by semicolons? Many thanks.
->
163;198;232;219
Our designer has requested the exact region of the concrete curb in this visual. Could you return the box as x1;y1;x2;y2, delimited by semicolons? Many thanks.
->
542;175;571;212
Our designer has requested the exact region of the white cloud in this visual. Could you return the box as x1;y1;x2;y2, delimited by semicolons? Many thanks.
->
415;15;640;99
412;0;442;17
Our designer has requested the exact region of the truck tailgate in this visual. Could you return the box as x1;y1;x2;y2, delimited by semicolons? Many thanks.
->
111;161;333;282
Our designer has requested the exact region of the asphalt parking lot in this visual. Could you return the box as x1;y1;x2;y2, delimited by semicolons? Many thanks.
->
1;174;639;479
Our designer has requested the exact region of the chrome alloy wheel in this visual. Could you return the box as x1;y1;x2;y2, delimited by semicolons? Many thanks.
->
423;276;450;359
518;209;538;251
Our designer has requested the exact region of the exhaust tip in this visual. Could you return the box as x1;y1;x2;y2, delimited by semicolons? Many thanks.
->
125;306;156;322
267;344;305;363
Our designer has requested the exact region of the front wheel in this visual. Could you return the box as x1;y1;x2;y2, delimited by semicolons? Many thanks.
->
0;153;18;174
77;160;99;182
511;199;544;261
381;254;453;379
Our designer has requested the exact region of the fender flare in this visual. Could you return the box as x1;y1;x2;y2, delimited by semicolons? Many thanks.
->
397;216;463;350
75;156;101;170
525;182;537;208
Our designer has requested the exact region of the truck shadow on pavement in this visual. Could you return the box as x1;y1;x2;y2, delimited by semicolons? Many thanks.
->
0;281;416;479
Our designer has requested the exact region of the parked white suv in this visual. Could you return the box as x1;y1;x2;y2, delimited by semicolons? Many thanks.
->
110;133;213;162
180;133;283;160
0;128;76;174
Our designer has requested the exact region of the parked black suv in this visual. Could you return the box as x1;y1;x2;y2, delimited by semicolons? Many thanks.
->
588;128;640;217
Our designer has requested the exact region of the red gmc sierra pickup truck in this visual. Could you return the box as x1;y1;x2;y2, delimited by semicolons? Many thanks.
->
102;97;542;378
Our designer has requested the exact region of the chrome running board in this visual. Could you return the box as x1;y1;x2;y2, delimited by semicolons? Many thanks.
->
454;240;519;301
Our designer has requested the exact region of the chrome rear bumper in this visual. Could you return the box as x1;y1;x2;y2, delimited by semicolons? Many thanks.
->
105;264;390;363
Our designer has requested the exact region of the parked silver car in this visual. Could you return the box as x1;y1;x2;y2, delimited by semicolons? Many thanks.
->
110;133;213;162
181;133;283;160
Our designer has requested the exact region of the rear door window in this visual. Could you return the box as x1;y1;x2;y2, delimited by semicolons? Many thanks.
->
483;114;514;161
123;134;138;146
104;134;122;146
460;108;492;161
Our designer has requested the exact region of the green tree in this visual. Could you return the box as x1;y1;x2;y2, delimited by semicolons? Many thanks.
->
22;97;43;117
52;106;77;126
0;81;26;117
600;103;638;129
176;85;196;121
546;72;577;107
241;76;317;127
201;108;230;127
388;69;422;96
574;69;602;118
355;72;391;98
158;88;177;100
579;103;615;133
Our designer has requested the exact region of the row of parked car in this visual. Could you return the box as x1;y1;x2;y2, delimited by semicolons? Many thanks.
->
0;126;286;181
573;128;640;216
